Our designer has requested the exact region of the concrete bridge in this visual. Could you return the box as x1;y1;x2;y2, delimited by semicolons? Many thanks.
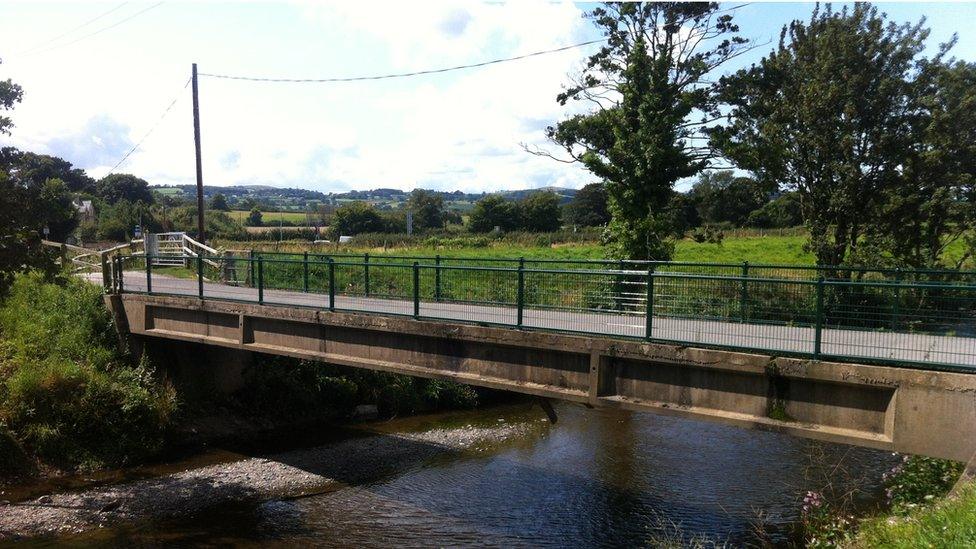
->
102;256;976;462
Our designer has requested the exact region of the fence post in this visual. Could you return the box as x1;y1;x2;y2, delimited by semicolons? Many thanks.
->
412;261;420;319
891;269;902;331
303;251;309;293
740;261;749;322
645;268;654;340
197;255;204;299
249;250;255;288
257;257;264;305
146;254;152;295
363;253;370;298
116;255;124;293
517;262;525;327
328;258;335;312
814;276;825;359
435;255;442;302
101;251;112;292
616;259;624;311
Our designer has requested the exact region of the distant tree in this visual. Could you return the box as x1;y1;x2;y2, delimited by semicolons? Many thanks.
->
96;174;154;205
0;57;22;136
407;189;445;231
38;178;79;240
538;3;751;260
331;201;384;236
690;171;772;226
442;210;463;226
95;199;158;242
711;4;928;266
565;183;610;227
468;194;520;233
519;191;562;232
246;207;263;227
746;192;804;229
210;193;230;211
667;192;700;235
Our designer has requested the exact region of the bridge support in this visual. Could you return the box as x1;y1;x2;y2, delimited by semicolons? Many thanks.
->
107;293;976;462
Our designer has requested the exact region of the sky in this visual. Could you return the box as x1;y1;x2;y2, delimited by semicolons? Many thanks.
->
2;1;976;194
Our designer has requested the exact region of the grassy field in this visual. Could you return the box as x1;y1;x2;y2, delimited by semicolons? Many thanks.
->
216;234;818;265
228;210;314;224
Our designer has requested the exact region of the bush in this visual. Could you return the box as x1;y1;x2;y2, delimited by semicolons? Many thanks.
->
0;273;176;471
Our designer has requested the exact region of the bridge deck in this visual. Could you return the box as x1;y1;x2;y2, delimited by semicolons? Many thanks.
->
109;271;976;369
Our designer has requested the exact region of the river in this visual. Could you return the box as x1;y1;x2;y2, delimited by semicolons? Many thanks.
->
11;402;895;547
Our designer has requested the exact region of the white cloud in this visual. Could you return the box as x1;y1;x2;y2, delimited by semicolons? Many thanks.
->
1;1;599;193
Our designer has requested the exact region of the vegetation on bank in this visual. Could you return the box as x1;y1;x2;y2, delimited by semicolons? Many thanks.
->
0;272;481;481
0;273;176;474
796;455;966;547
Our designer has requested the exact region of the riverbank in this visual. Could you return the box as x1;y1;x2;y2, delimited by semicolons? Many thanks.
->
0;410;545;540
847;480;976;547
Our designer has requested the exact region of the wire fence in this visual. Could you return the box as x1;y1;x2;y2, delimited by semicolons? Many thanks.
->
111;254;976;371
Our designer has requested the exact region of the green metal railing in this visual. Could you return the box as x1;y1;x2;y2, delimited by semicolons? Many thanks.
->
114;253;976;372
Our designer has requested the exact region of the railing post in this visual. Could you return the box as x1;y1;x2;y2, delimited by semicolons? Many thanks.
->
891;269;902;331
740;261;749;322
517;262;524;327
412;261;420;319
303;251;309;293
249;250;255;287
645;267;655;340
814;276;825;359
116;255;124;293
146;254;152;295
363;253;370;298
328;258;335;312
616;259;624;311
101;251;112;292
257;257;264;305
435;255;442;302
197;255;204;299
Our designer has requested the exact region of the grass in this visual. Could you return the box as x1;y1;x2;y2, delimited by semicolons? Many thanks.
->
847;481;976;548
229;210;313;224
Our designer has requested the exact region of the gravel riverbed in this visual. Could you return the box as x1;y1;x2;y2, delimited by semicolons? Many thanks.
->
0;422;536;540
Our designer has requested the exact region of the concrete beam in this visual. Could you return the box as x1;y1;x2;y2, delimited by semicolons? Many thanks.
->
110;294;976;461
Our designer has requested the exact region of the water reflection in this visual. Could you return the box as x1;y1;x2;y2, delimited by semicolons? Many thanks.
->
44;403;895;548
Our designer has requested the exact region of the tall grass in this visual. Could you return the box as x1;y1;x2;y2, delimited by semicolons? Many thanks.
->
0;273;176;473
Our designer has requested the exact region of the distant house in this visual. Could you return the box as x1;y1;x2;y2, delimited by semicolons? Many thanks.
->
73;198;95;222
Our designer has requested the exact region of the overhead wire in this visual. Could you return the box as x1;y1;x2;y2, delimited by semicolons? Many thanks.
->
18;1;131;56
106;76;191;176
25;2;165;57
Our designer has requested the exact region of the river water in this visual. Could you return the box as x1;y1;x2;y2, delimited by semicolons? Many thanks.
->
31;402;895;547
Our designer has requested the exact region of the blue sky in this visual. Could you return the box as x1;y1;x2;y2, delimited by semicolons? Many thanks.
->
2;1;975;193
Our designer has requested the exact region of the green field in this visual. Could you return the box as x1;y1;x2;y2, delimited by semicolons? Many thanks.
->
229;210;313;224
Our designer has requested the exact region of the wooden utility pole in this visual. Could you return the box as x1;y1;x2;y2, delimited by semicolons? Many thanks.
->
192;63;206;244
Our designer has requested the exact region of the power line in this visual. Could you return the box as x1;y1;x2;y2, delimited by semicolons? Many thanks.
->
199;37;607;83
26;2;165;57
18;2;131;56
106;77;191;176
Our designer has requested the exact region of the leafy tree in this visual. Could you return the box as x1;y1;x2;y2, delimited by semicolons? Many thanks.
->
407;189;445;231
96;200;157;242
38;178;78;240
247;207;263;227
2;149;94;193
746;192;804;229
210;193;230;211
96;173;154;205
331;201;384;236
711;4;927;267
690;171;772;226
867;58;976;269
519;191;562;232
0;57;22;136
565;183;610;227
468;194;520;233
537;2;750;259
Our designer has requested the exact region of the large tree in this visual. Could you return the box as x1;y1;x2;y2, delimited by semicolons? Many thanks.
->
536;2;750;259
406;189;445;231
468;194;520;233
519;191;563;232
711;4;928;268
2;149;95;194
96;173;154;205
